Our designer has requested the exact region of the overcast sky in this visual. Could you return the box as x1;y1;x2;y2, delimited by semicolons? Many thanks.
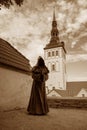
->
0;0;87;81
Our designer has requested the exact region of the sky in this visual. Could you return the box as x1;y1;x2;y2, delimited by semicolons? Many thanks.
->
0;0;87;81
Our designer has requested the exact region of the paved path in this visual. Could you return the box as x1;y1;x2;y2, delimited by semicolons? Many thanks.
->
0;108;87;130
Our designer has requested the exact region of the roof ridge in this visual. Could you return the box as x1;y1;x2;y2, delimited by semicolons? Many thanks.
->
0;38;31;72
0;38;29;61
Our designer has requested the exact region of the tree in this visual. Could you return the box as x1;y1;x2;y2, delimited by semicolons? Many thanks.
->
0;0;24;8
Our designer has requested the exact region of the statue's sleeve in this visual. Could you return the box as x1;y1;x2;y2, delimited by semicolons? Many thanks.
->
31;66;42;82
43;67;49;81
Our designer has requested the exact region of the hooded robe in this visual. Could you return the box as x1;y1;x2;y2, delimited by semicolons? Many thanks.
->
27;65;49;115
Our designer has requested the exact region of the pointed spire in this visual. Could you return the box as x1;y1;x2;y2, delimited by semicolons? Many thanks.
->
52;6;57;28
49;6;59;44
44;7;66;52
53;6;56;21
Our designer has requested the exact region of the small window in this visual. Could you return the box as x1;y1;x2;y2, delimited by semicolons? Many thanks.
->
52;95;56;97
52;87;55;90
48;52;51;57
52;64;56;71
52;51;54;56
56;51;58;56
82;94;85;97
53;33;55;36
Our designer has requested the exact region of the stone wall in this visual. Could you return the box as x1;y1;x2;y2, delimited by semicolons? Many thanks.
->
0;67;33;111
48;98;87;109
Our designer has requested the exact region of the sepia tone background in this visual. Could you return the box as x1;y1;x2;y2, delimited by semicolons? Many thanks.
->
0;1;87;130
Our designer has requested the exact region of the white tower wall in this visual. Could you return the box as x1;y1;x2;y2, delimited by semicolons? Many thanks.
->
44;47;66;90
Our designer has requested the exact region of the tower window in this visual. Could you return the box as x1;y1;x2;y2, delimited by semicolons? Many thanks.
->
82;94;85;97
53;33;55;36
52;64;56;71
56;51;58;56
48;52;51;57
52;51;54;56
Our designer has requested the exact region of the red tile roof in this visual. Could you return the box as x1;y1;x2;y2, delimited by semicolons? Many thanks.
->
0;38;31;73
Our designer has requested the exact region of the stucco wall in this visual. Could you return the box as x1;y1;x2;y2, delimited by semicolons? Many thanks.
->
76;89;87;97
47;90;61;97
0;67;33;111
44;47;66;90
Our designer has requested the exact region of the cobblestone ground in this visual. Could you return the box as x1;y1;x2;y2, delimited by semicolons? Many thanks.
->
0;108;87;130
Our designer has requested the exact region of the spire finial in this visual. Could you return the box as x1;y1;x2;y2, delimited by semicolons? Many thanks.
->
53;6;56;21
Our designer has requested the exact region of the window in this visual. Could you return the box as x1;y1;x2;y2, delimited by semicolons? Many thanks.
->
56;51;58;56
53;32;55;36
52;87;55;90
52;95;56;97
48;52;51;57
82;94;85;97
52;51;54;56
52;64;56;71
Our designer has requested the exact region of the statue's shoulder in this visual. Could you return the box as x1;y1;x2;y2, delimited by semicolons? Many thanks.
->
43;66;49;73
32;66;40;73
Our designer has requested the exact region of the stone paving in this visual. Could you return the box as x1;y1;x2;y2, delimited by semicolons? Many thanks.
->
0;108;87;130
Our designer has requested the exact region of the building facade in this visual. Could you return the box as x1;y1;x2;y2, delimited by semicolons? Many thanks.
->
47;82;87;98
44;10;66;90
0;38;32;111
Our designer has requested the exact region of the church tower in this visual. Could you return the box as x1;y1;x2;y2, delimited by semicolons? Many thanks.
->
44;9;66;90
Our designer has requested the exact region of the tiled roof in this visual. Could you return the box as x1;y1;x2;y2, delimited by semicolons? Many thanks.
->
0;38;31;73
44;41;66;53
54;89;68;97
66;82;87;97
48;81;87;97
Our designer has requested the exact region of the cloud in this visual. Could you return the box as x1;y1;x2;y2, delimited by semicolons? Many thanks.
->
71;41;77;48
77;0;87;8
76;9;87;24
66;54;87;63
81;43;87;52
0;0;87;66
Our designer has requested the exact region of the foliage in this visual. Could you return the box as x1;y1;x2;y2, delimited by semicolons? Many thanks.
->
0;0;24;8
